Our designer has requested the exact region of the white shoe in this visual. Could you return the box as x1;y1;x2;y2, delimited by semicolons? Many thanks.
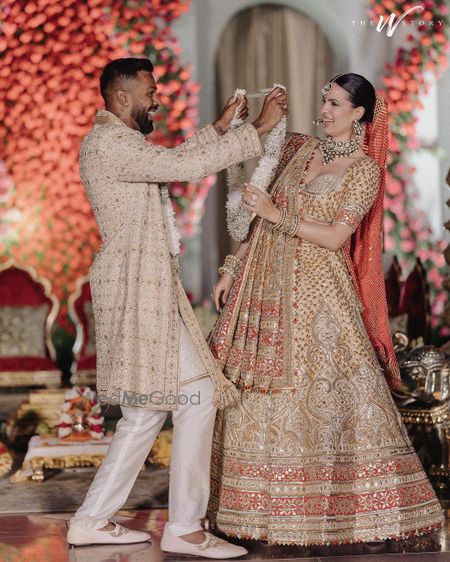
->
68;520;151;546
160;530;248;559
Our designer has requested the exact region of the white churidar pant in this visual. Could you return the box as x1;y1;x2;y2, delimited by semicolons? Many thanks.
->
70;315;215;536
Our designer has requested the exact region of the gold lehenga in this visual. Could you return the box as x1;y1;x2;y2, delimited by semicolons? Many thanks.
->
207;134;444;545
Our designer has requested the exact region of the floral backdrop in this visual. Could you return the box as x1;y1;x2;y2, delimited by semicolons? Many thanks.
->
369;0;450;334
0;0;212;330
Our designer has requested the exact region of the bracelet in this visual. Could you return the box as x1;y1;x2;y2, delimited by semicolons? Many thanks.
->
218;254;242;281
273;209;300;237
274;208;287;230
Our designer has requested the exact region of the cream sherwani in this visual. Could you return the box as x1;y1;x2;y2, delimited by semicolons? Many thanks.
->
71;109;262;537
79;109;262;410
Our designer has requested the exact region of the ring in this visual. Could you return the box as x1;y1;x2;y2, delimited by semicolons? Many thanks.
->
251;194;258;205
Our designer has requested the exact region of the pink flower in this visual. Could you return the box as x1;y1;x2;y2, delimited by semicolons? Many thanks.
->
428;268;443;286
434;254;445;268
400;239;416;252
385;177;402;195
389;200;403;214
400;226;412;238
393;163;406;176
407;137;420;150
384;215;395;231
384;236;395;252
389;135;400;151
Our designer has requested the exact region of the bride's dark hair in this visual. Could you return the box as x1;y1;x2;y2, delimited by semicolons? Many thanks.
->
332;73;376;123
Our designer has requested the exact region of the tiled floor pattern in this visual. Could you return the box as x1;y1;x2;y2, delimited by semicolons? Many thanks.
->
1;509;450;562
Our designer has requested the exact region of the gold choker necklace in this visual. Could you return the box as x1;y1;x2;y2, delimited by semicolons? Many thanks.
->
319;136;360;165
319;119;364;164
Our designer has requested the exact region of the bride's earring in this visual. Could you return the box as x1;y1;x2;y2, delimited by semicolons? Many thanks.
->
313;118;324;126
353;119;364;140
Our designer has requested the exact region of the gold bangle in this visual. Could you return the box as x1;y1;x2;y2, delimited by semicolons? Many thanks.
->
286;214;300;236
219;254;242;281
218;266;234;279
274;208;287;231
273;210;300;237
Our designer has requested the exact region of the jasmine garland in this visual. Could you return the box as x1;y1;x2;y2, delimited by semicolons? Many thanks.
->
226;84;287;242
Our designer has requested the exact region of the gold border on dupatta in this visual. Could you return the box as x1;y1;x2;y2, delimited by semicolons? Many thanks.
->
279;138;318;389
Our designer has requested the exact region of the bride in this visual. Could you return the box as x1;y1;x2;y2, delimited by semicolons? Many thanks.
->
208;73;444;546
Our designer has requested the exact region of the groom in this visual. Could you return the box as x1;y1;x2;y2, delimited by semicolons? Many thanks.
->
67;57;287;558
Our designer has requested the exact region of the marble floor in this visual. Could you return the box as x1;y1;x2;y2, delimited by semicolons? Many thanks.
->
1;509;450;562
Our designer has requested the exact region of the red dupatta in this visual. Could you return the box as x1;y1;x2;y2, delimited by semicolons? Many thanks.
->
342;96;401;387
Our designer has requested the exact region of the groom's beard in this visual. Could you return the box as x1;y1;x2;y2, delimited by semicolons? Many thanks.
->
132;105;154;136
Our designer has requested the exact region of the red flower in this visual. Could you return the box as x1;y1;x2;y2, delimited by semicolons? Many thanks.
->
0;0;210;328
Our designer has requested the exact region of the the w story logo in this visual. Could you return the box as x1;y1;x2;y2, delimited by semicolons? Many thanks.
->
376;5;424;36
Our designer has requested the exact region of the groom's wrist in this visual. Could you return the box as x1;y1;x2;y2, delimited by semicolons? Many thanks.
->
213;120;229;136
251;119;269;136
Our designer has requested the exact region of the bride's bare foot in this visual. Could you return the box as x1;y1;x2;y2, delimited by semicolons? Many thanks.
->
178;530;207;544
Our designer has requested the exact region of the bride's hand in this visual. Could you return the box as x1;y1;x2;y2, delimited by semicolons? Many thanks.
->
241;183;281;223
212;274;234;312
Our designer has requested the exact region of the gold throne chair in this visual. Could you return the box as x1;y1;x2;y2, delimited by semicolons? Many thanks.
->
0;259;61;387
68;276;96;386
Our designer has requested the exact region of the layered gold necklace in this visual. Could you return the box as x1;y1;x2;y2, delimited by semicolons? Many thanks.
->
319;135;361;165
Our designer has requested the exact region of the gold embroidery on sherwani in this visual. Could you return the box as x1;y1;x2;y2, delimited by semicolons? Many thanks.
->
80;109;262;411
208;135;444;545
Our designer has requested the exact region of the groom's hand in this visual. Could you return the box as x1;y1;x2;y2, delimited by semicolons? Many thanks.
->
213;95;249;136
252;87;288;136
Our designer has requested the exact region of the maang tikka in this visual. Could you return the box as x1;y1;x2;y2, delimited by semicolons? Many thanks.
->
312;81;332;126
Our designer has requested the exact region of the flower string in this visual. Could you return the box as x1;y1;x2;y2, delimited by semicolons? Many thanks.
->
226;84;287;241
161;184;181;269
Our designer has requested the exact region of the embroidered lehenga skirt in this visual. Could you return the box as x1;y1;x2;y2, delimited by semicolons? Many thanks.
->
207;136;444;545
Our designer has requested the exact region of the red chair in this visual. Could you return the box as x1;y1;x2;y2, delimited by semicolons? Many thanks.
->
68;276;96;385
0;259;61;387
399;258;431;344
385;256;407;336
384;256;431;344
385;256;402;318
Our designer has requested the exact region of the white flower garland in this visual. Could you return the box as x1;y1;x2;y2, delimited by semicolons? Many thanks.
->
226;84;287;241
161;184;181;272
161;184;181;257
159;85;287;253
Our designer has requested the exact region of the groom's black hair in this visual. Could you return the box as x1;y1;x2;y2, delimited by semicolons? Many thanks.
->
100;58;154;102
